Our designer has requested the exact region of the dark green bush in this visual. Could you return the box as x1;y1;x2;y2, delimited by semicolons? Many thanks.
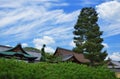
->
0;58;117;79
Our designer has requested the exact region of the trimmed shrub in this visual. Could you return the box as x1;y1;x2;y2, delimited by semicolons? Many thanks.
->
0;58;117;79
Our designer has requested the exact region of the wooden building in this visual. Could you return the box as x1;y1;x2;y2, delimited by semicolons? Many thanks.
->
0;44;37;62
107;60;120;72
54;47;90;64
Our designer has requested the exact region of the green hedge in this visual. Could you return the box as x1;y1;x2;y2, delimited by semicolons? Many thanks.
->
0;58;117;79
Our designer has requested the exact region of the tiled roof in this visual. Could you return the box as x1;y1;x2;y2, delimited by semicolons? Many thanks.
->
0;45;12;52
54;47;90;63
0;51;37;59
27;51;41;60
0;44;37;60
108;61;120;68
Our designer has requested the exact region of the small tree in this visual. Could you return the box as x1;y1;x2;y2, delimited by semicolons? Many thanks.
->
73;7;107;66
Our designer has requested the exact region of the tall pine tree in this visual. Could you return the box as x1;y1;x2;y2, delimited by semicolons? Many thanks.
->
73;7;107;66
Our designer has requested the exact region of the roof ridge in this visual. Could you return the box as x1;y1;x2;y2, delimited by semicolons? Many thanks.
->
56;47;75;53
0;45;12;48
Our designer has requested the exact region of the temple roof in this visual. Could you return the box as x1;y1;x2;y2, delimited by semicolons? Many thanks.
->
0;45;12;52
0;44;37;60
6;44;28;54
54;47;90;63
0;51;37;59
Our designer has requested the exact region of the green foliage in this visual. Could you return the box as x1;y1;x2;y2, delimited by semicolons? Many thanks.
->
24;47;41;53
0;58;118;79
46;55;62;63
44;53;52;58
73;7;107;66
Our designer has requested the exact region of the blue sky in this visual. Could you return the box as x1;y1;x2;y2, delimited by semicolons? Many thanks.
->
0;0;120;60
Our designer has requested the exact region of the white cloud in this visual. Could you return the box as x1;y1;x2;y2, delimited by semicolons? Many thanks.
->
22;43;28;47
109;52;120;61
33;36;55;53
96;1;120;37
5;45;11;47
0;0;65;9
102;43;109;48
45;47;55;53
70;41;75;47
96;1;120;20
0;0;79;44
55;10;79;24
0;0;79;53
33;36;55;45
